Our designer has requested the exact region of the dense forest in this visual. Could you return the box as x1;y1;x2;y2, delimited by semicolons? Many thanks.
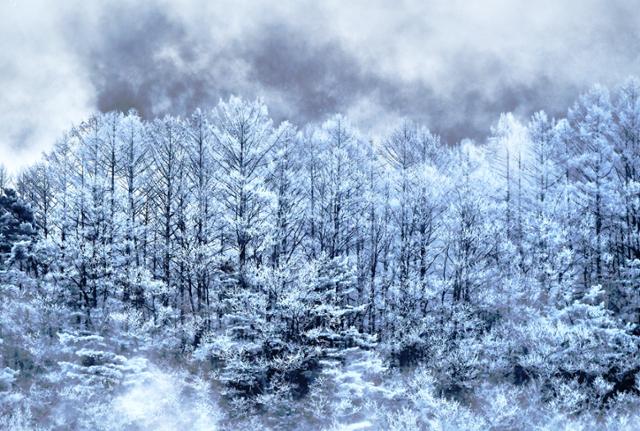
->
1;78;640;430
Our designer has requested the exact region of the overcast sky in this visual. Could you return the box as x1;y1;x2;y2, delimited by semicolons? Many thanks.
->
1;0;639;171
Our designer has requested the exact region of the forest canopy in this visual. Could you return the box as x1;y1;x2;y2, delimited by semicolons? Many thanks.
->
2;79;640;430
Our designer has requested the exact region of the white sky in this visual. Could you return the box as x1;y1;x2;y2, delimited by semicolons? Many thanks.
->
1;0;639;173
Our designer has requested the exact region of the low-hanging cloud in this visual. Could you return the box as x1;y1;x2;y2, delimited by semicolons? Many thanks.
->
1;0;639;171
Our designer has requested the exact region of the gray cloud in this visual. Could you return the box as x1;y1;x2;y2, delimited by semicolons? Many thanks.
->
64;2;218;118
2;0;640;171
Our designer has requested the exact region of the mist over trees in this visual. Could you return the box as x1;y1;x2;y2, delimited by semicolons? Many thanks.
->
2;79;640;429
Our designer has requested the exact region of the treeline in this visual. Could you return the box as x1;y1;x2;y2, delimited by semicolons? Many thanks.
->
4;79;640;413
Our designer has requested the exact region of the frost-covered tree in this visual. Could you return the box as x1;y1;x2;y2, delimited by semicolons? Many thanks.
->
211;97;286;275
5;83;640;429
